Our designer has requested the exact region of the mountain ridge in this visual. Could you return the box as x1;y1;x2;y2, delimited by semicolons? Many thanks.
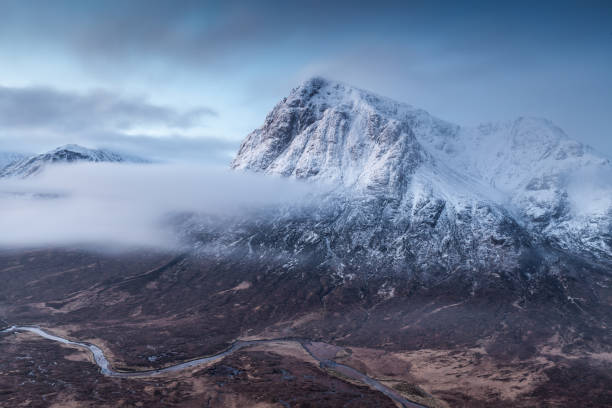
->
0;144;148;178
230;77;611;267
0;151;28;170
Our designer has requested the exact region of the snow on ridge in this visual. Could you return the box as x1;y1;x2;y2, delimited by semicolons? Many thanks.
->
0;151;28;170
0;144;148;178
236;76;610;206
232;76;612;261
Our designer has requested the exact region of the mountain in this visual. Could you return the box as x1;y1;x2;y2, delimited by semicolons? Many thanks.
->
181;79;612;402
0;144;147;178
229;77;611;278
1;79;610;408
0;151;27;169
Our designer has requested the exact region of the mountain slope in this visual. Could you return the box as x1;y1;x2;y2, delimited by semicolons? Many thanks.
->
231;77;611;269
0;151;27;170
0;144;147;178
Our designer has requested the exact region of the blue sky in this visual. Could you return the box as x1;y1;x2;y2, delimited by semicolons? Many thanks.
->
0;0;610;162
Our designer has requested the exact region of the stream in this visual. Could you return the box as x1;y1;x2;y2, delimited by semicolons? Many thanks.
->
1;325;426;408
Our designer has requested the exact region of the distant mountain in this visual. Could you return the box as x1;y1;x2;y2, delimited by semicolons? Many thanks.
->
0;151;27;170
0;144;147;178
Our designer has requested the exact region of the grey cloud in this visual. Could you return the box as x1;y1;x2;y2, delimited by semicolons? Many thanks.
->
0;85;231;163
6;0;611;68
73;6;264;66
1;1;407;70
1;0;276;70
0;85;216;132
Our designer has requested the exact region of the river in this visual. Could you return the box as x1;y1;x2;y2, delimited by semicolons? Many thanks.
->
1;325;426;408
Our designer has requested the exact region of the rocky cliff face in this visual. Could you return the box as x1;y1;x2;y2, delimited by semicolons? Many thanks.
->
228;77;611;277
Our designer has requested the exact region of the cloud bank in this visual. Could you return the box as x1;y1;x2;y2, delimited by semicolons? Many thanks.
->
0;163;315;250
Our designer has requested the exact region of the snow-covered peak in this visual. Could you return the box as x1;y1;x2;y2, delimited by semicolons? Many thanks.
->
234;77;610;203
288;77;417;117
0;151;27;170
52;144;94;153
50;144;108;157
421;116;607;192
0;144;147;178
232;77;460;196
232;77;612;261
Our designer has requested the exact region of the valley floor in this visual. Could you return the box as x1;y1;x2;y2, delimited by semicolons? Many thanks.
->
0;249;611;407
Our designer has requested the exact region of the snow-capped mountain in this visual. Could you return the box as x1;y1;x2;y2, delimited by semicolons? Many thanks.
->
226;77;611;280
0;151;27;170
0;144;147;178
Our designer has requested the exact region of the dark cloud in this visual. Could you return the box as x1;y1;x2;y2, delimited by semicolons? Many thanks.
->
0;85;215;132
1;0;279;69
4;0;610;66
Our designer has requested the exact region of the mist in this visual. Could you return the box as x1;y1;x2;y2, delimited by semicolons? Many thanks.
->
566;166;612;217
0;163;316;250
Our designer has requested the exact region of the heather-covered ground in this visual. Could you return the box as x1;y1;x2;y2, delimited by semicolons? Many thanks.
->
1;248;611;407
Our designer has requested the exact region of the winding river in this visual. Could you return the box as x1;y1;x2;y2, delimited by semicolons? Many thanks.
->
1;325;426;408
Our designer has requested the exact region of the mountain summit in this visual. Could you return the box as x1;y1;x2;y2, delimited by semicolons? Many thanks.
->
232;77;611;267
0;144;147;178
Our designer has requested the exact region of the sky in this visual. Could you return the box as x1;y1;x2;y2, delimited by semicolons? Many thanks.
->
0;0;610;162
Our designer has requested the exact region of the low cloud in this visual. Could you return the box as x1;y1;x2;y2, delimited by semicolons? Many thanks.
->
91;132;238;164
0;163;316;250
566;165;612;216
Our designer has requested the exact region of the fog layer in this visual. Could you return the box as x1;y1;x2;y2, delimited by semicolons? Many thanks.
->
0;163;315;250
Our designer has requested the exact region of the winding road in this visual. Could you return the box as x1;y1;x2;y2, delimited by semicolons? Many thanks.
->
1;325;426;408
